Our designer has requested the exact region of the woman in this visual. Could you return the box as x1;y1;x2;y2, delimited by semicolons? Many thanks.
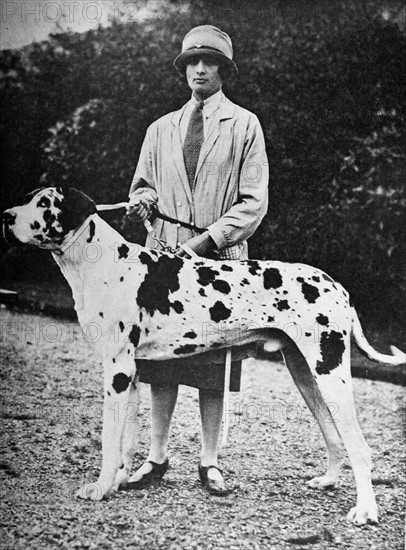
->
127;25;268;494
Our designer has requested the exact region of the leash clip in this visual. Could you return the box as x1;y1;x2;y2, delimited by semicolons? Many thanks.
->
143;220;177;254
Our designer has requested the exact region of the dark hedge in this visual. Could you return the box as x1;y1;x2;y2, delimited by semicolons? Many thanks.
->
0;0;405;324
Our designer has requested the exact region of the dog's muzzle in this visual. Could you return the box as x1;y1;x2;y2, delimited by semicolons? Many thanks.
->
2;210;20;245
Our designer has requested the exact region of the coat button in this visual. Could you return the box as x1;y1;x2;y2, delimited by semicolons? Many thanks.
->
176;201;182;207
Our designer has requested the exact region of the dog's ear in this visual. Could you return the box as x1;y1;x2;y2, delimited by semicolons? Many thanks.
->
60;188;97;232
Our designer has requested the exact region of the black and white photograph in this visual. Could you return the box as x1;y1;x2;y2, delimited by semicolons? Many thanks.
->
1;1;405;548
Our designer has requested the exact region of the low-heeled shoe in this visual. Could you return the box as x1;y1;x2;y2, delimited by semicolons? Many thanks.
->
126;459;169;490
198;464;232;496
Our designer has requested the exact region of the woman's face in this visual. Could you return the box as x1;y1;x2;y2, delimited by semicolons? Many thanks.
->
186;55;223;100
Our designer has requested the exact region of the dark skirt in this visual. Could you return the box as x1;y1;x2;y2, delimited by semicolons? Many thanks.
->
137;353;242;392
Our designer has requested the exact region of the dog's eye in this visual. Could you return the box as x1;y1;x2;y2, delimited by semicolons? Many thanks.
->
37;197;51;208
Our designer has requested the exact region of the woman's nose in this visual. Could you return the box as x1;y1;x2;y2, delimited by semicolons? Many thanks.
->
195;60;206;72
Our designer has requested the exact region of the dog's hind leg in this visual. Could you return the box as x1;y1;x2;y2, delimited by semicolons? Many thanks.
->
76;346;137;500
296;340;377;525
281;342;343;490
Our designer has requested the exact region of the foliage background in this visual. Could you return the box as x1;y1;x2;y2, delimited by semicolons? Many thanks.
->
1;0;405;324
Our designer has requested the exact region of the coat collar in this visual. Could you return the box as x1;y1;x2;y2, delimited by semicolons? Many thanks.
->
170;91;235;127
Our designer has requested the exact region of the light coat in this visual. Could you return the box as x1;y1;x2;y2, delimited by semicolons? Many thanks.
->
129;93;269;259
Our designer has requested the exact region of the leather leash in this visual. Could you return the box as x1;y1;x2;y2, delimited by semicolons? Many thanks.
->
96;202;206;234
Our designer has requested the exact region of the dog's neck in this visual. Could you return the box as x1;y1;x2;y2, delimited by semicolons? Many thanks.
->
55;214;97;257
52;214;99;312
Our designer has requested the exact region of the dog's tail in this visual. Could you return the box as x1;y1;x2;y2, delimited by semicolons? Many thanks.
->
351;307;406;365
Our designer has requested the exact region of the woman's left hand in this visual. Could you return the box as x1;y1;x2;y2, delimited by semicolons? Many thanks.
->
175;233;217;258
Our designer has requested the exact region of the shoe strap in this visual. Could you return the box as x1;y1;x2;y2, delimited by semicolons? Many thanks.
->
147;459;168;468
200;464;223;475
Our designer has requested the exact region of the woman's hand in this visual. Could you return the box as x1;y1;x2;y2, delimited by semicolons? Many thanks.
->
126;194;157;222
175;233;217;259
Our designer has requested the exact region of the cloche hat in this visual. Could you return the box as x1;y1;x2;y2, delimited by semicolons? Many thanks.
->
173;25;238;75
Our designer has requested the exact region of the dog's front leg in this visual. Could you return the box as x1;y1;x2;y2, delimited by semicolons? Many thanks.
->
113;369;140;490
76;346;137;501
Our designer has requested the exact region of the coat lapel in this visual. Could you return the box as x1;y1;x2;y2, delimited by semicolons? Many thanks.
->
170;107;193;204
194;96;235;183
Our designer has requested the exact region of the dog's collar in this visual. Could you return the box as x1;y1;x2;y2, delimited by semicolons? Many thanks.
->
54;214;97;255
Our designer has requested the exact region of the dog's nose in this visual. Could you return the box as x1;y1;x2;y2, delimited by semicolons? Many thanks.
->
2;210;16;226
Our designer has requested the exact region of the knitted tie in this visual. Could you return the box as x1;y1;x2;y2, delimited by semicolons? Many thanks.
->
183;101;204;189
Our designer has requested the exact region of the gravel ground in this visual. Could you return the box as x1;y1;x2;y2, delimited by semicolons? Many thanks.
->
0;309;405;550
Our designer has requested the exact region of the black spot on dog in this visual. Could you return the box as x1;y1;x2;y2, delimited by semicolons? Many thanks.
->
120;276;124;282
276;300;290;311
316;314;329;326
172;301;184;314
30;221;40;230
240;278;250;286
129;324;141;347
209;301;231;322
43;209;56;224
137;253;184;316
247;260;261;275
316;331;345;375
322;273;334;283
112;373;131;393
267;316;275;322
174;344;197;355
197;267;219;286
197;267;231;294
119;321;125;332
297;276;304;283
99;312;104;318
43;207;64;240
34;234;44;242
312;275;320;283
301;282;320;303
305;332;312;337
199;288;206;297
263;268;282;289
184;331;197;339
54;196;63;209
87;219;95;243
212;279;231;294
117;244;129;259
221;264;233;272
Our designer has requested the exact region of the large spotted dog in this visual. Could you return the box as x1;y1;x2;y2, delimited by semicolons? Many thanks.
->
3;187;405;524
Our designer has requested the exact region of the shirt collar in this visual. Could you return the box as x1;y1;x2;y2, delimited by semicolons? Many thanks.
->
190;89;223;118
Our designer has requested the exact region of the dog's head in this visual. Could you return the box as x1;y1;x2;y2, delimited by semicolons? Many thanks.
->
2;187;97;249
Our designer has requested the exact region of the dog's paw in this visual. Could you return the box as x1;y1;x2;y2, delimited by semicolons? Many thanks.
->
76;482;109;501
307;475;336;490
347;503;378;525
114;468;129;490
